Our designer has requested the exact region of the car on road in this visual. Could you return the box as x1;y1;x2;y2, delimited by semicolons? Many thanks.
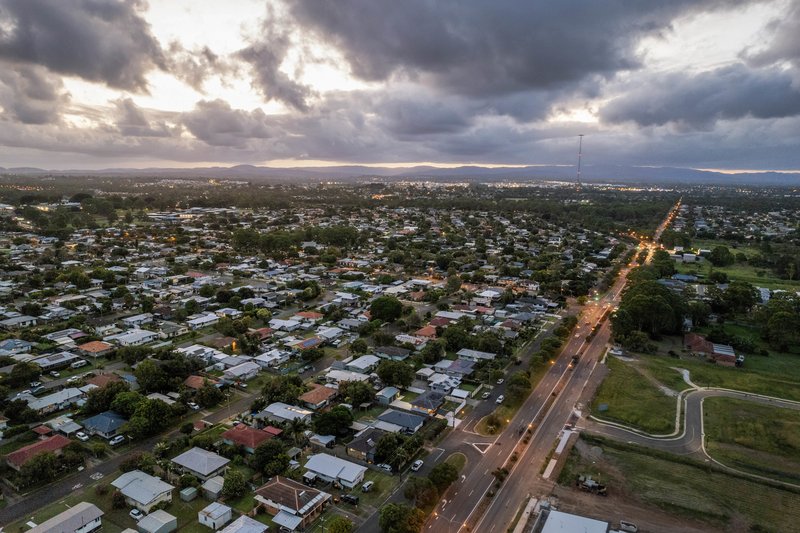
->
496;395;505;404
109;435;125;446
377;463;393;473
76;431;90;442
187;402;200;410
481;391;491;400
129;509;144;521
411;459;424;472
49;371;60;377
361;481;374;492
66;376;80;384
302;365;313;373
496;378;504;385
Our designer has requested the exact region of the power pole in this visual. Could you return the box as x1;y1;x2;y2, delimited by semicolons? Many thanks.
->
576;134;584;189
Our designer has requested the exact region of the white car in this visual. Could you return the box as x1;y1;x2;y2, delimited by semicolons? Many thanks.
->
496;395;505;404
187;402;200;410
377;463;393;473
496;378;504;385
481;391;491;400
411;459;424;472
50;371;60;378
109;435;125;446
75;431;90;442
129;509;144;521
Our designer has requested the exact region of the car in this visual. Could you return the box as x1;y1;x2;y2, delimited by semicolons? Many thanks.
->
76;431;90;442
361;481;374;492
341;494;360;505
109;435;125;446
31;386;45;395
66;376;80;384
129;509;144;520
411;459;424;472
187;402;200;410
481;391;491;400
30;381;42;387
496;395;505;404
496;378;504;385
19;389;31;396
49;371;60;378
377;463;393;473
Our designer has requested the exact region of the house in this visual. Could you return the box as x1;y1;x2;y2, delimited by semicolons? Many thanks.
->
304;453;367;489
254;476;330;531
254;349;291;368
27;501;103;533
83;411;127;439
298;384;338;410
121;313;154;328
106;329;158;347
77;340;115;358
184;375;217;391
269;318;302;332
219;515;268;533
0;338;33;354
0;314;38;329
223;361;260;381
6;434;71;471
172;447;230;481
410;390;447;415
47;414;82;436
346;427;386;463
137;510;177;533
187;313;219;330
375;346;411;361
27;387;85;415
346;354;380;373
221;424;274;454
31;351;81;371
111;470;174;512
375;386;400;405
684;333;739;366
456;348;497;362
255;402;312;424
325;369;370;385
377;409;426;434
198;502;232;530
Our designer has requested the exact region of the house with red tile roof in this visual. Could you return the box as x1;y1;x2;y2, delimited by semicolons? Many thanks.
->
221;424;274;454
298;384;338;410
77;340;115;358
6;434;71;470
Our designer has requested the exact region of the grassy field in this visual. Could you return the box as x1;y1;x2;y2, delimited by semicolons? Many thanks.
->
704;397;800;483
445;452;467;472
590;357;677;433
560;435;800;531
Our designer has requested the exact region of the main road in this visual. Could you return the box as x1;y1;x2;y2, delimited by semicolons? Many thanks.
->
427;199;681;533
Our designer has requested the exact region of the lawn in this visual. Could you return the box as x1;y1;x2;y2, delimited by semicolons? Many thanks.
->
445;452;467;472
590;356;677;433
560;435;800;532
675;252;800;291
704;397;800;483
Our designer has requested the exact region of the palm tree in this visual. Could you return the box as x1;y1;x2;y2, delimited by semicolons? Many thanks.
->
286;418;308;446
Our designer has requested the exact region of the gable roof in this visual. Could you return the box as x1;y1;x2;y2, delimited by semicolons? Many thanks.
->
172;447;230;476
111;470;174;505
27;501;103;533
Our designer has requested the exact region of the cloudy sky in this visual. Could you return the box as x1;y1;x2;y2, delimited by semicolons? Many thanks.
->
0;0;799;171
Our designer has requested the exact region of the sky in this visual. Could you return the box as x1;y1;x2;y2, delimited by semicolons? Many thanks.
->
0;0;799;171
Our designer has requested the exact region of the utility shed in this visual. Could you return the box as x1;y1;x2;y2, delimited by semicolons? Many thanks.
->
137;510;177;533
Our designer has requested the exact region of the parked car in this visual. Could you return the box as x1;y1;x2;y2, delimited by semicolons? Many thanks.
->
411;459;424;472
109;435;125;446
496;378;504;385
129;509;144;520
496;395;505;404
66;376;80;384
49;371;60;378
342;494;360;505
30;381;42;387
76;431;90;442
361;481;374;492
481;391;491;400
31;386;45;395
187;402;200;410
377;463;393;473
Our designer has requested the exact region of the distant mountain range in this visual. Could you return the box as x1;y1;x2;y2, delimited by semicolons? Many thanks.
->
0;164;798;185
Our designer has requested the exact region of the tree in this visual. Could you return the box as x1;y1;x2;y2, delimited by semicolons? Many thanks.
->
420;340;445;364
326;515;355;533
339;380;375;405
350;338;369;355
313;405;354;436
84;381;130;415
370;296;403;322
428;462;459;492
222;469;247;499
124;398;171;438
379;503;425;533
709;246;735;267
505;371;531;404
134;359;167;393
112;490;126;509
196;383;224;408
6;361;40;388
252;440;290;477
376;360;414;388
110;391;144;417
18;452;60;487
261;375;306;404
404;476;438;508
446;274;462;294
375;432;406;464
721;281;759;314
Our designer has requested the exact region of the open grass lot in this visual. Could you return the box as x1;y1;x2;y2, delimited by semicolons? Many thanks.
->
704;397;800;483
445;452;467;472
590;356;677;433
561;436;800;532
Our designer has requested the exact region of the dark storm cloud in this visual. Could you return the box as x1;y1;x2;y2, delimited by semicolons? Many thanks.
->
182;99;274;148
0;0;165;91
167;43;238;91
600;64;800;128
113;98;175;138
283;0;752;99
0;63;68;124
